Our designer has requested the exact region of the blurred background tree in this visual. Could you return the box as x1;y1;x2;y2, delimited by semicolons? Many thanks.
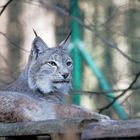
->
0;0;140;120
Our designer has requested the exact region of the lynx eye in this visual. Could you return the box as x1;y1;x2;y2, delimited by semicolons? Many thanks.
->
48;61;57;66
66;61;72;66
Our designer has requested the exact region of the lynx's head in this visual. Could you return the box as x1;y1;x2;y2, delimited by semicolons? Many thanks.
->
27;32;73;95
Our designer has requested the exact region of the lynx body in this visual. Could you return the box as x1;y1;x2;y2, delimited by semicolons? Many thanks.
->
0;32;109;122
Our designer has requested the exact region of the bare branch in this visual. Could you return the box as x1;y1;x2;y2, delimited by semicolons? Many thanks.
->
94;30;140;64
120;91;133;105
72;86;140;96
99;71;140;113
25;1;140;64
0;0;13;16
0;31;29;53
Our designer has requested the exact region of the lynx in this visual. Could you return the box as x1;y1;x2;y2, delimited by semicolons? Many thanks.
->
0;32;110;122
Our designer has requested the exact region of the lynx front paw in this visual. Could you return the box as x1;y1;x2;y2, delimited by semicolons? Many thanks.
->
98;114;110;121
92;112;110;122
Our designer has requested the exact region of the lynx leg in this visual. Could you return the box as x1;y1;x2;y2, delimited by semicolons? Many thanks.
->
5;136;38;140
53;103;110;121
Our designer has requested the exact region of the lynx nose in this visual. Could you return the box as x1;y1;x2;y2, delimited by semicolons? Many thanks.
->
62;73;69;79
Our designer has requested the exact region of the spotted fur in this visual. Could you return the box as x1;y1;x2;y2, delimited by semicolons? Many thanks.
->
0;33;110;122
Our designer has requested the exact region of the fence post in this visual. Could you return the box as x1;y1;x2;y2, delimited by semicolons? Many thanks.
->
70;0;82;105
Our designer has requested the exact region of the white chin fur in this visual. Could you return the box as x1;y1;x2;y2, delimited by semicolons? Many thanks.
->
29;78;70;95
53;83;70;95
36;80;52;94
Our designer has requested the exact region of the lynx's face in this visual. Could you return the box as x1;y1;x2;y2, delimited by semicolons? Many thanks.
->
27;33;73;95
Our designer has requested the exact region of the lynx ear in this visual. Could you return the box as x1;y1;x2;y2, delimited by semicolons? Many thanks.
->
31;36;49;60
59;31;72;50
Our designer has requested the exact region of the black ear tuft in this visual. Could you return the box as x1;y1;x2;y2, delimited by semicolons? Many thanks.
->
32;28;38;37
59;31;72;49
62;31;72;45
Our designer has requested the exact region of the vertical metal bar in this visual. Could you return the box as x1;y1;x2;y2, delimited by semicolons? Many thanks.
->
77;41;128;119
69;0;127;119
70;0;81;105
